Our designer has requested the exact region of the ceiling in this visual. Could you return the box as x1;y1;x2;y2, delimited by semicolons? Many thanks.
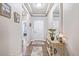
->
53;5;60;20
24;3;53;17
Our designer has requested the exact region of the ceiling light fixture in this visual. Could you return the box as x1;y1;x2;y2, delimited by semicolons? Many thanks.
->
36;3;42;8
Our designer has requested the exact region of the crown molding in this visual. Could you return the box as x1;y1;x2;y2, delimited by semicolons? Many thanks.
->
31;14;47;17
24;3;53;17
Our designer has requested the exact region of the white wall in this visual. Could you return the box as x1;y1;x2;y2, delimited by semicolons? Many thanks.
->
47;3;59;29
31;17;47;41
63;3;79;55
0;3;23;56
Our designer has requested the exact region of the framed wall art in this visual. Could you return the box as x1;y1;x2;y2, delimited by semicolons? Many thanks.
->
14;12;20;23
0;3;11;18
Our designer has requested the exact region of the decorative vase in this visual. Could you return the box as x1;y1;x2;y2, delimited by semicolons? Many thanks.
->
59;37;63;43
51;36;54;41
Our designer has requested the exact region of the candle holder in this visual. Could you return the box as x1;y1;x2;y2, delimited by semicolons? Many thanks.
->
59;37;63;43
59;33;63;43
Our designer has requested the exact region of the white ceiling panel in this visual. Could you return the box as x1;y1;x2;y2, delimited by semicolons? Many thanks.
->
24;3;53;16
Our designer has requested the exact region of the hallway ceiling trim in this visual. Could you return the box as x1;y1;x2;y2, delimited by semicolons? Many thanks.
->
24;3;53;17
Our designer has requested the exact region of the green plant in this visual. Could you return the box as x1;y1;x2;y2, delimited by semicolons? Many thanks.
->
48;29;56;35
48;29;56;40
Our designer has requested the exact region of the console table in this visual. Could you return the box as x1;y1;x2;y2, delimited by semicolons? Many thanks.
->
46;39;64;56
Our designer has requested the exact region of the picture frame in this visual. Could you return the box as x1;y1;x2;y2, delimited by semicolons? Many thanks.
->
14;12;20;23
0;3;11;18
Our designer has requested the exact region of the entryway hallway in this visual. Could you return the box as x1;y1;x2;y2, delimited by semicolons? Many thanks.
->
1;3;79;56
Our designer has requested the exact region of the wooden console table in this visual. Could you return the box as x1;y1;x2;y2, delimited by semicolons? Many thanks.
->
47;39;64;56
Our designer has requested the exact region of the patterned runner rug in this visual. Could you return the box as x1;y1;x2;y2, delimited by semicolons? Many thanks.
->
31;46;43;56
32;41;45;45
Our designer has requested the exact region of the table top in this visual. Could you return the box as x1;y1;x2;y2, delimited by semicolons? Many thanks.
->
47;39;64;44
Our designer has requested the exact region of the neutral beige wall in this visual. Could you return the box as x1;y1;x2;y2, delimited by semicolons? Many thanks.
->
0;3;23;56
63;3;79;55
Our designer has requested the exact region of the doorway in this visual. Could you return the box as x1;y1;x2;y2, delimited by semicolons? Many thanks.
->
32;20;45;41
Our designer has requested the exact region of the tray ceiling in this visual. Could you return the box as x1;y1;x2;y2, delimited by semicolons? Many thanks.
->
24;3;53;17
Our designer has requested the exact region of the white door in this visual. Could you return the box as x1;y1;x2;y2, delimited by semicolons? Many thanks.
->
21;21;27;55
32;20;45;41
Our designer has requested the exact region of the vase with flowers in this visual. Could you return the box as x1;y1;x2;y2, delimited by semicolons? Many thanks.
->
48;29;56;41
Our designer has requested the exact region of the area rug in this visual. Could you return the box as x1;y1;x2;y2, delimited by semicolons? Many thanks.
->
31;46;43;56
32;41;45;45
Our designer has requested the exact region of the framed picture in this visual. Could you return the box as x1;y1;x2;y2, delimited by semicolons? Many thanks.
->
14;12;20;23
0;3;11;18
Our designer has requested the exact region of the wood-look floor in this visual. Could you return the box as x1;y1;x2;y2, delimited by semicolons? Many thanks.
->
25;40;49;56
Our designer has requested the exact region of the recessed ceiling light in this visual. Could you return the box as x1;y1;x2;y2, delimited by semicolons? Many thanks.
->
36;3;42;8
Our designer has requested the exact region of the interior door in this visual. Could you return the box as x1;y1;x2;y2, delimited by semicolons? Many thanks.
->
21;21;27;55
32;20;45;41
